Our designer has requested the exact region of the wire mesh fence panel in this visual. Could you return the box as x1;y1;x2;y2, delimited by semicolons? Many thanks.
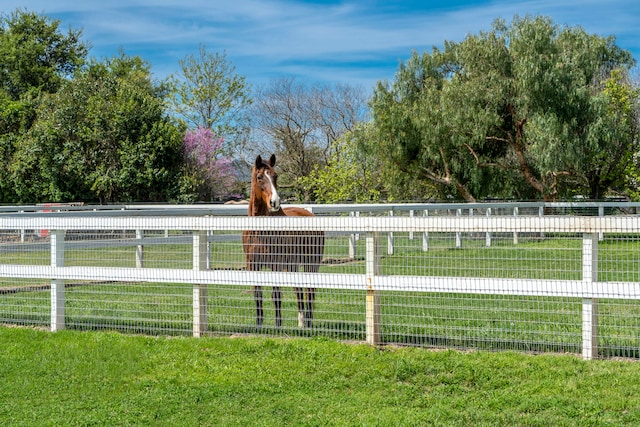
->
599;298;640;358
377;225;586;353
0;278;50;327
593;234;640;358
380;292;582;352
64;281;193;335
205;285;366;340
0;229;49;266
209;232;245;271
64;229;195;269
412;232;580;278
599;235;640;282
210;226;367;338
0;229;50;327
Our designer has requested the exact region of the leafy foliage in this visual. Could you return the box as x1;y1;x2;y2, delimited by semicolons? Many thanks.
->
602;70;640;200
167;46;251;154
0;9;87;100
301;123;385;202
371;15;637;201
10;54;185;203
0;9;88;203
180;127;236;202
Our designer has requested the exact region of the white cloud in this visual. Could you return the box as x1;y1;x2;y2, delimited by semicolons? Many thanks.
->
2;0;638;89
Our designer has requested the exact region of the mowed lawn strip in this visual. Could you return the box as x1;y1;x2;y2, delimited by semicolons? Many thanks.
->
1;326;639;426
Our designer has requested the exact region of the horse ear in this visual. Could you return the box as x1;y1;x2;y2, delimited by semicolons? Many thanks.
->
269;154;276;167
255;155;263;168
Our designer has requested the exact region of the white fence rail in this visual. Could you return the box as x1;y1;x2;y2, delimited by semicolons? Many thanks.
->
1;203;640;360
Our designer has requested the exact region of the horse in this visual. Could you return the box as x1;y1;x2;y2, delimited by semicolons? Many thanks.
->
242;154;325;328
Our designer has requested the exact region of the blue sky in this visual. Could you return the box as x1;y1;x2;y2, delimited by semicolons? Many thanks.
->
4;1;640;91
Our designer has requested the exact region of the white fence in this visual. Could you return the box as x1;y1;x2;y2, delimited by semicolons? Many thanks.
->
1;203;640;360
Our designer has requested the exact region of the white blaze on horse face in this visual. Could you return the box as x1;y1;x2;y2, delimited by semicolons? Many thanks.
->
265;170;280;212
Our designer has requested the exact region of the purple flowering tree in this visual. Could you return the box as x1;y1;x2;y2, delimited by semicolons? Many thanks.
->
182;127;236;201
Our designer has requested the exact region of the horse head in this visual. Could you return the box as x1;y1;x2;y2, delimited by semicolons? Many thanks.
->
251;154;281;214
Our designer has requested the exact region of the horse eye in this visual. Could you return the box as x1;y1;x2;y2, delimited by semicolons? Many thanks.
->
257;174;263;180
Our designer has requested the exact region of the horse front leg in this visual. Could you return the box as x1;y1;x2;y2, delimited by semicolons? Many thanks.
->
254;286;264;328
305;287;315;328
294;287;305;328
272;286;283;328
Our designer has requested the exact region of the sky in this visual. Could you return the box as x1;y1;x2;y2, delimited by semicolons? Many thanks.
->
3;1;640;92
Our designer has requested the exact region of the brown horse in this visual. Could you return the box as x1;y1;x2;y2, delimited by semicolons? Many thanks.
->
242;154;325;328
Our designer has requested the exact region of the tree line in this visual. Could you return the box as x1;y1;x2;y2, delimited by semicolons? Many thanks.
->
310;16;640;202
1;10;638;204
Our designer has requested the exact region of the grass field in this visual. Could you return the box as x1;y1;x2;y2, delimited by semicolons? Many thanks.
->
1;326;640;426
1;233;640;358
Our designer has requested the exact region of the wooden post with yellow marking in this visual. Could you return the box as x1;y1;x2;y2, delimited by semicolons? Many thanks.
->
582;233;599;360
192;230;208;337
50;230;65;331
365;232;381;345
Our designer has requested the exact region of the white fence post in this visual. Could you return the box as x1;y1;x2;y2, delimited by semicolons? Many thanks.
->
409;210;414;240
192;230;208;337
538;205;545;240
135;229;144;268
598;206;604;241
349;211;359;259
207;230;213;270
485;208;492;247
365;232;381;345
387;210;394;255
20;210;25;242
582;233;599;360
513;206;519;245
422;210;429;252
456;209;462;248
50;230;65;332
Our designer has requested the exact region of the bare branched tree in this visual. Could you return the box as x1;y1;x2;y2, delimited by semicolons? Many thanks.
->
248;76;367;200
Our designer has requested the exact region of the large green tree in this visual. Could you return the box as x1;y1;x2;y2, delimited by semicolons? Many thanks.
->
300;123;386;203
0;9;87;99
167;46;251;155
0;9;88;202
11;54;185;203
371;15;636;201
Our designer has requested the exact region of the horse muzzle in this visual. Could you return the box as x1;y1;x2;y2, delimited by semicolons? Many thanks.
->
269;198;281;212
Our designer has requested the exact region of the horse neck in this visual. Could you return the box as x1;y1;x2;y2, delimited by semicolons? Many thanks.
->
248;191;281;217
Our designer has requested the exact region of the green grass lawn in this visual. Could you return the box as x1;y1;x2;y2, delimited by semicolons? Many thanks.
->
1;326;639;426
